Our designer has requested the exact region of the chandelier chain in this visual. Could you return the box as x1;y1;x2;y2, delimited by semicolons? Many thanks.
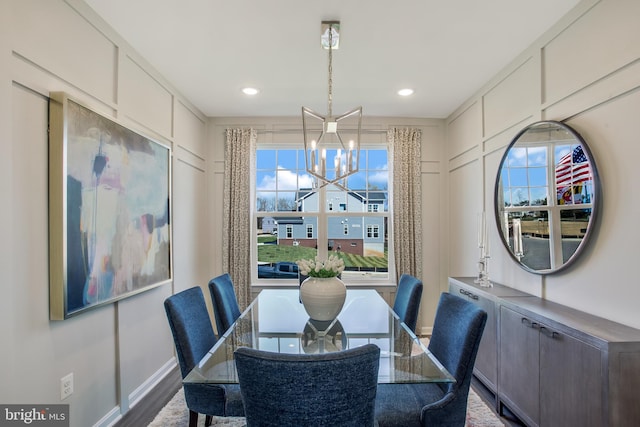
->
327;24;333;118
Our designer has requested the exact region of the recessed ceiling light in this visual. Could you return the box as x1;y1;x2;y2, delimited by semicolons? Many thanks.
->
398;88;414;97
242;87;259;95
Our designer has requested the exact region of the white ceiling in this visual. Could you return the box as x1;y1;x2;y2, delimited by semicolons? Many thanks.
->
85;0;580;119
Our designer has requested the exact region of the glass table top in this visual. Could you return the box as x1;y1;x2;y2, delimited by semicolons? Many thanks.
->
184;289;454;384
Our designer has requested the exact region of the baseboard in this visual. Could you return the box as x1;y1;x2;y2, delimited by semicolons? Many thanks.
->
112;366;182;427
128;359;178;409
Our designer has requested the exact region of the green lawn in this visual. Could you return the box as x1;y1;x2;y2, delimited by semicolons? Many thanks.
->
258;244;316;263
258;235;277;244
258;244;387;268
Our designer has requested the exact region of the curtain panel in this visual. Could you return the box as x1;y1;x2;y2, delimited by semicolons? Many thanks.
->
388;128;423;281
223;128;256;310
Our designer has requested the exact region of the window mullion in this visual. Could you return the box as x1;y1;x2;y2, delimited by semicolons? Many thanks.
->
316;185;329;260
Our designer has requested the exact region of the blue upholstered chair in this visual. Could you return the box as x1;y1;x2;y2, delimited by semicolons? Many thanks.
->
393;274;423;333
164;287;244;427
375;292;487;427
208;273;242;336
235;344;381;427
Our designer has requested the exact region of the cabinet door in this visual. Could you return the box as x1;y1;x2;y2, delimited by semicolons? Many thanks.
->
449;284;498;391
472;293;497;391
499;306;540;426
539;326;603;427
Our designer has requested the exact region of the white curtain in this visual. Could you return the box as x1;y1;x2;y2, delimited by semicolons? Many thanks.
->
389;128;423;281
223;128;256;310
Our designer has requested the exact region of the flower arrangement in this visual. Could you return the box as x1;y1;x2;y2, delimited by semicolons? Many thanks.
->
296;255;345;278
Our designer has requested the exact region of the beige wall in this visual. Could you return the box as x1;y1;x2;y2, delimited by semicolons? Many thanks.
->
446;0;640;328
2;0;638;425
2;0;211;425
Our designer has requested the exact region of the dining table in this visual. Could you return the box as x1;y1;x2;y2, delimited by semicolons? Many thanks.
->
183;288;455;385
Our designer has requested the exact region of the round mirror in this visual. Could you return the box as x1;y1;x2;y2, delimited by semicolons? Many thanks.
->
494;121;600;274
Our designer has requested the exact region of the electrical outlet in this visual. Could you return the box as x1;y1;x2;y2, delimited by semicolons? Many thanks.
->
60;373;73;400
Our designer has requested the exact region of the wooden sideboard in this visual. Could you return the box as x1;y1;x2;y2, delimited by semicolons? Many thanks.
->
449;277;640;427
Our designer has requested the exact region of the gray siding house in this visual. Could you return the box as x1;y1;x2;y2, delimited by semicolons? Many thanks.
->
274;188;386;256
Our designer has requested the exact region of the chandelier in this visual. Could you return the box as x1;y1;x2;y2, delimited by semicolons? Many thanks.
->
302;21;362;190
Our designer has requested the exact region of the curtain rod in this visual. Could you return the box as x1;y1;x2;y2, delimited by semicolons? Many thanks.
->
255;128;390;134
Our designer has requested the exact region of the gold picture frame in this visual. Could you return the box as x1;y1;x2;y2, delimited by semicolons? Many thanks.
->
49;93;172;319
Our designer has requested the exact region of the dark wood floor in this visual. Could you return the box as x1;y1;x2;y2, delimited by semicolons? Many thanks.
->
114;367;181;427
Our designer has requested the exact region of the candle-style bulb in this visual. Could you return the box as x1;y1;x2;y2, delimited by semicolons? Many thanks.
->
477;212;486;249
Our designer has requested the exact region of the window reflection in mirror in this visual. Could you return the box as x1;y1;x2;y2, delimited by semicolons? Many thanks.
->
560;208;592;263
495;121;599;274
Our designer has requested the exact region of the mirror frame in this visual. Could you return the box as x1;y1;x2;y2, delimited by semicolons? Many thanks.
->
494;120;600;274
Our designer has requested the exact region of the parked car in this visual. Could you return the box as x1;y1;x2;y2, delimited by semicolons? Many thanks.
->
258;262;299;279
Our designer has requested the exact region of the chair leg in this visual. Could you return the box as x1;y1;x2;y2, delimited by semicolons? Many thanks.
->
205;415;213;426
188;410;198;427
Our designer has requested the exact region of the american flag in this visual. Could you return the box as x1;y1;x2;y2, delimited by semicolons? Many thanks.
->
555;145;591;187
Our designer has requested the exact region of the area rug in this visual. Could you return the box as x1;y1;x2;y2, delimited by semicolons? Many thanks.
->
148;387;504;426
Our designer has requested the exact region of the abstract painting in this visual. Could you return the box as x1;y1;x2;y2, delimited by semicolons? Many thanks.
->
49;93;171;319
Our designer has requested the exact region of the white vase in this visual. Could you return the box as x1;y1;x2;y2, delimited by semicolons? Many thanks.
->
299;276;347;321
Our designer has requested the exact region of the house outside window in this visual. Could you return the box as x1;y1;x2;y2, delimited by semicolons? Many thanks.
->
367;224;379;238
255;144;390;283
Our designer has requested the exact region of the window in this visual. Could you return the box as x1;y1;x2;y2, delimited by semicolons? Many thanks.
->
367;224;379;238
254;144;391;283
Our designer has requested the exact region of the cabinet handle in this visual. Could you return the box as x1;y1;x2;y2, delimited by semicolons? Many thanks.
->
458;288;479;300
540;327;559;339
521;318;539;329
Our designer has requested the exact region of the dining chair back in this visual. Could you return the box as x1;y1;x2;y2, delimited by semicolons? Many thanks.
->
208;273;242;336
393;274;423;333
375;292;487;427
164;287;244;426
235;343;381;427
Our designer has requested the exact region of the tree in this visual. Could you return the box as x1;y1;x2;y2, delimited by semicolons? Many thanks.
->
277;197;297;211
257;196;275;212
